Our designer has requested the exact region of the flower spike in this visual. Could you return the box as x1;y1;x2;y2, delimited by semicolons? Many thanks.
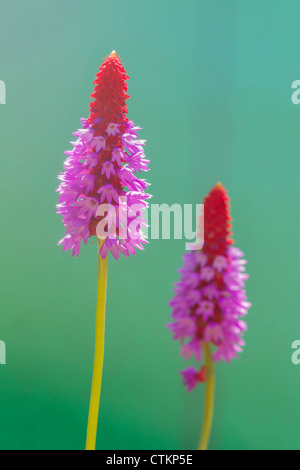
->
57;51;151;259
56;52;151;451
167;183;251;449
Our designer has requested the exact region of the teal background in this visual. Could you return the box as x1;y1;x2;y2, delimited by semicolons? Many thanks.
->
0;0;300;450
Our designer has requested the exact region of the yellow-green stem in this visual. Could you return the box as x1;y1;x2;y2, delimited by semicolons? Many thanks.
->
198;342;215;451
85;239;107;450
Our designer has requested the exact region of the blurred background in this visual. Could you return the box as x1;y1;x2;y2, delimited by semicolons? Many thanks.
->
0;0;300;450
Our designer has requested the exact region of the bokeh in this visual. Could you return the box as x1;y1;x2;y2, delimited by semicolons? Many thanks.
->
0;0;299;450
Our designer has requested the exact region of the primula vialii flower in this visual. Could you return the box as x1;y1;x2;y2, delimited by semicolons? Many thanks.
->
57;51;150;259
168;183;251;393
56;51;151;451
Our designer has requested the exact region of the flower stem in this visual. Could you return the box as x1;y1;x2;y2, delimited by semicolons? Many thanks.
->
198;342;215;451
85;239;108;450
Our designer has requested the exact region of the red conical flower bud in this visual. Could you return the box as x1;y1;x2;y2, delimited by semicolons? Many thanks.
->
202;182;233;258
89;51;130;136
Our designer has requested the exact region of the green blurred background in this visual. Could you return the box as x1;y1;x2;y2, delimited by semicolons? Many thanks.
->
0;0;300;450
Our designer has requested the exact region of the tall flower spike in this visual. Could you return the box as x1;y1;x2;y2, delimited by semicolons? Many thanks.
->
57;51;151;259
56;52;151;451
167;183;251;450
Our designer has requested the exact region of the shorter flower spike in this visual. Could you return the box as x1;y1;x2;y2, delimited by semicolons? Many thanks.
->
168;183;251;391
